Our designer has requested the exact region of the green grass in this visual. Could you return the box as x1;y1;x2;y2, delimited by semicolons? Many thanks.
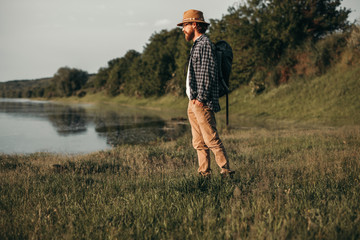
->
57;92;189;113
1;126;359;239
226;63;360;126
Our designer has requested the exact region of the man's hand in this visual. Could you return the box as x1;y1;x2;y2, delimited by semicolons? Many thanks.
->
192;99;204;107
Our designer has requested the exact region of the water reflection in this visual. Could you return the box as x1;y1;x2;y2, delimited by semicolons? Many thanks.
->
91;108;187;146
48;107;88;136
96;117;187;146
0;99;188;153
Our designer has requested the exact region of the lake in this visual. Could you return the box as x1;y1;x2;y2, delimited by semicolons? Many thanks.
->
0;99;188;154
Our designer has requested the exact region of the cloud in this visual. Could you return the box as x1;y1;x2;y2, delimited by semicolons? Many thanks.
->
154;19;171;27
126;22;148;27
96;4;107;10
127;10;135;16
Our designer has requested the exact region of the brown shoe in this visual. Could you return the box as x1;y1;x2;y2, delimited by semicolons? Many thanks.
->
199;171;212;178
220;168;235;178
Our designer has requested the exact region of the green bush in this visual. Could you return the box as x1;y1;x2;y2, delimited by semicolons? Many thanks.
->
51;67;88;97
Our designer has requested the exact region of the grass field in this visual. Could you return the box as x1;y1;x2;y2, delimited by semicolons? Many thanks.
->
1;125;359;239
1;60;360;239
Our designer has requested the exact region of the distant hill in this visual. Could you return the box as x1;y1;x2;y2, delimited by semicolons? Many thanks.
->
0;78;52;98
0;73;96;98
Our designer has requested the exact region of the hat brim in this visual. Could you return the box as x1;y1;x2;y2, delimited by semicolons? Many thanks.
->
177;20;210;27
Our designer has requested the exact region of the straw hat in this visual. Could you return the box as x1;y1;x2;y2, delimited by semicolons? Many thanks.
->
177;9;210;26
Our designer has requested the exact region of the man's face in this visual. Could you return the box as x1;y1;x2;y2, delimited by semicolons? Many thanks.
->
182;23;194;42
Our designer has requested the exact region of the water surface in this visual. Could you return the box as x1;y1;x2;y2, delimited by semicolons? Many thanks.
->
0;99;188;154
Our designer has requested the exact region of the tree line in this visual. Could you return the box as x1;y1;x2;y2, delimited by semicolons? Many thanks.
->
0;67;90;98
0;0;354;99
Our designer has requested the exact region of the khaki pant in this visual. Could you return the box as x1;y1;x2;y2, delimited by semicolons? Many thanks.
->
187;101;229;174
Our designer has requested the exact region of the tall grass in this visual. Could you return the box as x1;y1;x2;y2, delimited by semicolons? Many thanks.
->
1;125;359;239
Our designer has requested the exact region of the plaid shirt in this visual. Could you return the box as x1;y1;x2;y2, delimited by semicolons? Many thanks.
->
188;34;220;112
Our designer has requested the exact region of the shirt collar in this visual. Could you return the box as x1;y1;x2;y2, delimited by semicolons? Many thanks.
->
194;34;205;43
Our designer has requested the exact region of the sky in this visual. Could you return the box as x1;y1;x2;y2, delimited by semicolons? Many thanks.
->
0;0;359;82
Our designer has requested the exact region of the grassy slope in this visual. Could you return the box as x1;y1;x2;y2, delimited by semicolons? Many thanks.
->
228;63;360;125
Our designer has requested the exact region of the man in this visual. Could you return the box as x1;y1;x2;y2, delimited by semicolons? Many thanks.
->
177;9;234;177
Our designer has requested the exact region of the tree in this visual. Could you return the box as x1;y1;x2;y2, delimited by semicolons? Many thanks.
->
52;67;88;97
210;0;351;86
139;28;184;96
93;50;141;96
169;36;192;96
94;67;108;89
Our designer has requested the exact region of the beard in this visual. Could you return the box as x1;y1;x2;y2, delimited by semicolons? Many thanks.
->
184;28;194;42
